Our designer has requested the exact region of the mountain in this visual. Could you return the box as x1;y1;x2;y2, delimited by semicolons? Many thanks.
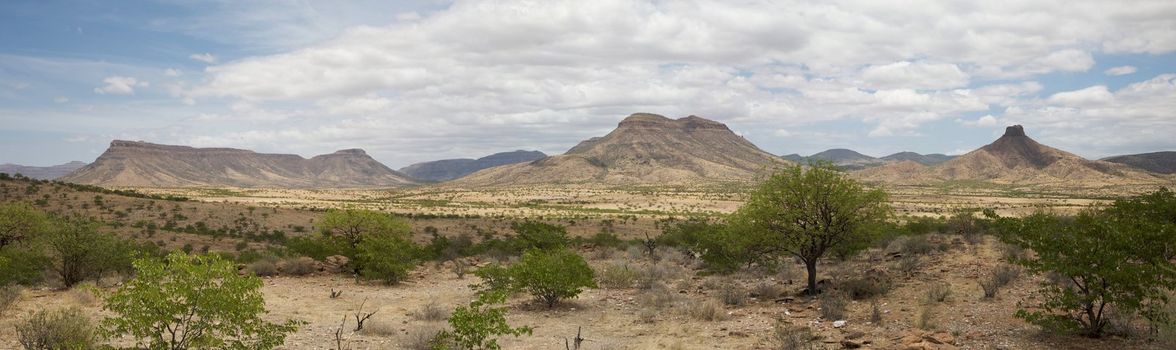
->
452;113;789;186
807;149;885;170
59;140;416;188
880;152;956;166
1101;151;1176;174
855;125;1164;185
0;161;87;180
780;154;806;163
399;150;547;182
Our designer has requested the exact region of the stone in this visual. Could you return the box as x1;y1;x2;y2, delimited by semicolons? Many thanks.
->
833;320;847;328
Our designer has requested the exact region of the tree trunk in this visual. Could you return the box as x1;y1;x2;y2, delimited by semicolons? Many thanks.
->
805;260;818;295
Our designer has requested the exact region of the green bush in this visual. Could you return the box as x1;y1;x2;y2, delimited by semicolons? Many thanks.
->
433;290;531;350
44;217;134;287
511;248;597;308
285;234;352;261
355;232;419;285
511;221;570;252
0;202;51;248
17;307;99;350
990;189;1176;337
102;252;302;349
0;247;49;286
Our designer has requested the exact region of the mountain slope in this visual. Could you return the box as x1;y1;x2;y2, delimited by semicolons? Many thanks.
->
0;161;87;180
856;125;1163;186
1101;151;1176;174
880;152;956;166
807;149;885;170
452;113;789;186
59;140;416;188
399;150;547;182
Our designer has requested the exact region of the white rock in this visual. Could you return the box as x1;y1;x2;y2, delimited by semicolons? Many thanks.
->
833;320;847;328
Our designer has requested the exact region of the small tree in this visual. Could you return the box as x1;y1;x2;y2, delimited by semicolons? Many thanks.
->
731;163;890;294
990;192;1176;337
319;209;411;247
433;290;532;350
355;232;419;284
510;248;596;308
103;252;301;349
43;217;132;288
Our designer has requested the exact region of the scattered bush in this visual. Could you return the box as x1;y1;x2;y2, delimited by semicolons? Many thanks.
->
915;304;934;330
980;277;999;299
819;292;849;320
511;248;597;308
433;290;532;350
771;323;822;350
0;202;50;249
638;283;678;310
404;326;445;350
598;263;638;289
415;300;449;321
719;283;746;306
1;285;20;316
926;282;951;303
0;247;49;286
686;299;727;321
896;255;921;276
992;264;1020;287
102;252;302;350
836;276;893;300
280;257;318;276
16;307;99;350
511;221;570;252
871;300;883;324
248;260;279;277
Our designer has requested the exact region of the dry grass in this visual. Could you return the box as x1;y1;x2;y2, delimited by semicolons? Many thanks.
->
719;282;746;306
685;299;727;322
597;263;638;289
248;260;279;277
414;300;449;322
0;286;19;316
771;322;822;350
752;282;783;300
819;292;849;320
358;318;399;337
280;257;318;276
925;282;951;303
403;326;444;350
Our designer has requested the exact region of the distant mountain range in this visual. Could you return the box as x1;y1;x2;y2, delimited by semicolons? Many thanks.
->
855;126;1164;186
451;113;789;186
59;141;416;188
0;161;87;180
1101;152;1176;174
399;150;547;182
781;149;955;170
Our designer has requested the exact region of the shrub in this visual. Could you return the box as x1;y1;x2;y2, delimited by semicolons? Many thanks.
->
753;282;783;300
719;283;746;306
0;202;51;249
686;299;727;321
819;292;849;320
771;323;822;350
1;285;20;316
836;276;893;300
510;248;596;308
102;252;302;350
404;326;445;350
248;260;279;277
992;264;1020;287
0;247;49;286
901;235;935;256
355;232;419;285
926;282;951;303
511;221;570;252
980;277;999;299
915;304;934;330
285;234;352;261
414;300;449;321
598;263;638;289
17;307;99;350
433;290;531;350
896;255;921;276
280;257;318;276
586;231;625;248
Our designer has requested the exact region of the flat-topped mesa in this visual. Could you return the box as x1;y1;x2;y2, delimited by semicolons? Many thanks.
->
1003;125;1027;137
107;140;255;155
324;149;368;156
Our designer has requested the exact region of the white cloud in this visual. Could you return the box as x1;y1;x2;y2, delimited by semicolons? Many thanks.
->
1047;85;1114;106
859;61;969;90
189;53;217;63
93;76;148;95
960;115;1000;128
1104;65;1138;76
164;68;182;77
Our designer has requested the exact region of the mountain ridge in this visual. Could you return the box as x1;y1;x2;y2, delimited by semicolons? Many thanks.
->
399;150;547;182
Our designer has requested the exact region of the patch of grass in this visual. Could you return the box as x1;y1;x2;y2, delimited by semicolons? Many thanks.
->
925;282;951;303
414;300;449;322
771;322;822;350
752;282;783;300
280;257;317;276
598;263;638;289
0;285;20;316
836;276;892;300
719;283;746;306
404;326;444;350
248;260;278;277
819;292;849;320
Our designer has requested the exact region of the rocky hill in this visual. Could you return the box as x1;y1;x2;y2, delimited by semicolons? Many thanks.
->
855;125;1164;186
0;161;87;180
1101;151;1176;174
399;150;547;182
59;140;416;188
451;113;789;186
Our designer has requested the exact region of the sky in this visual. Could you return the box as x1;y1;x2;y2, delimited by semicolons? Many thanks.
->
1;0;1174;168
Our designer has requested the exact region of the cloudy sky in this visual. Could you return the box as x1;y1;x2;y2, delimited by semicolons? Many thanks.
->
2;0;1175;167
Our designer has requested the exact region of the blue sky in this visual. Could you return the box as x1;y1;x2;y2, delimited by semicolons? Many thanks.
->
2;0;1175;167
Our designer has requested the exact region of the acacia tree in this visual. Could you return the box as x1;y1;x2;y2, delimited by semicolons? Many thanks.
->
317;209;413;276
732;163;889;294
990;188;1176;337
43;217;131;287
